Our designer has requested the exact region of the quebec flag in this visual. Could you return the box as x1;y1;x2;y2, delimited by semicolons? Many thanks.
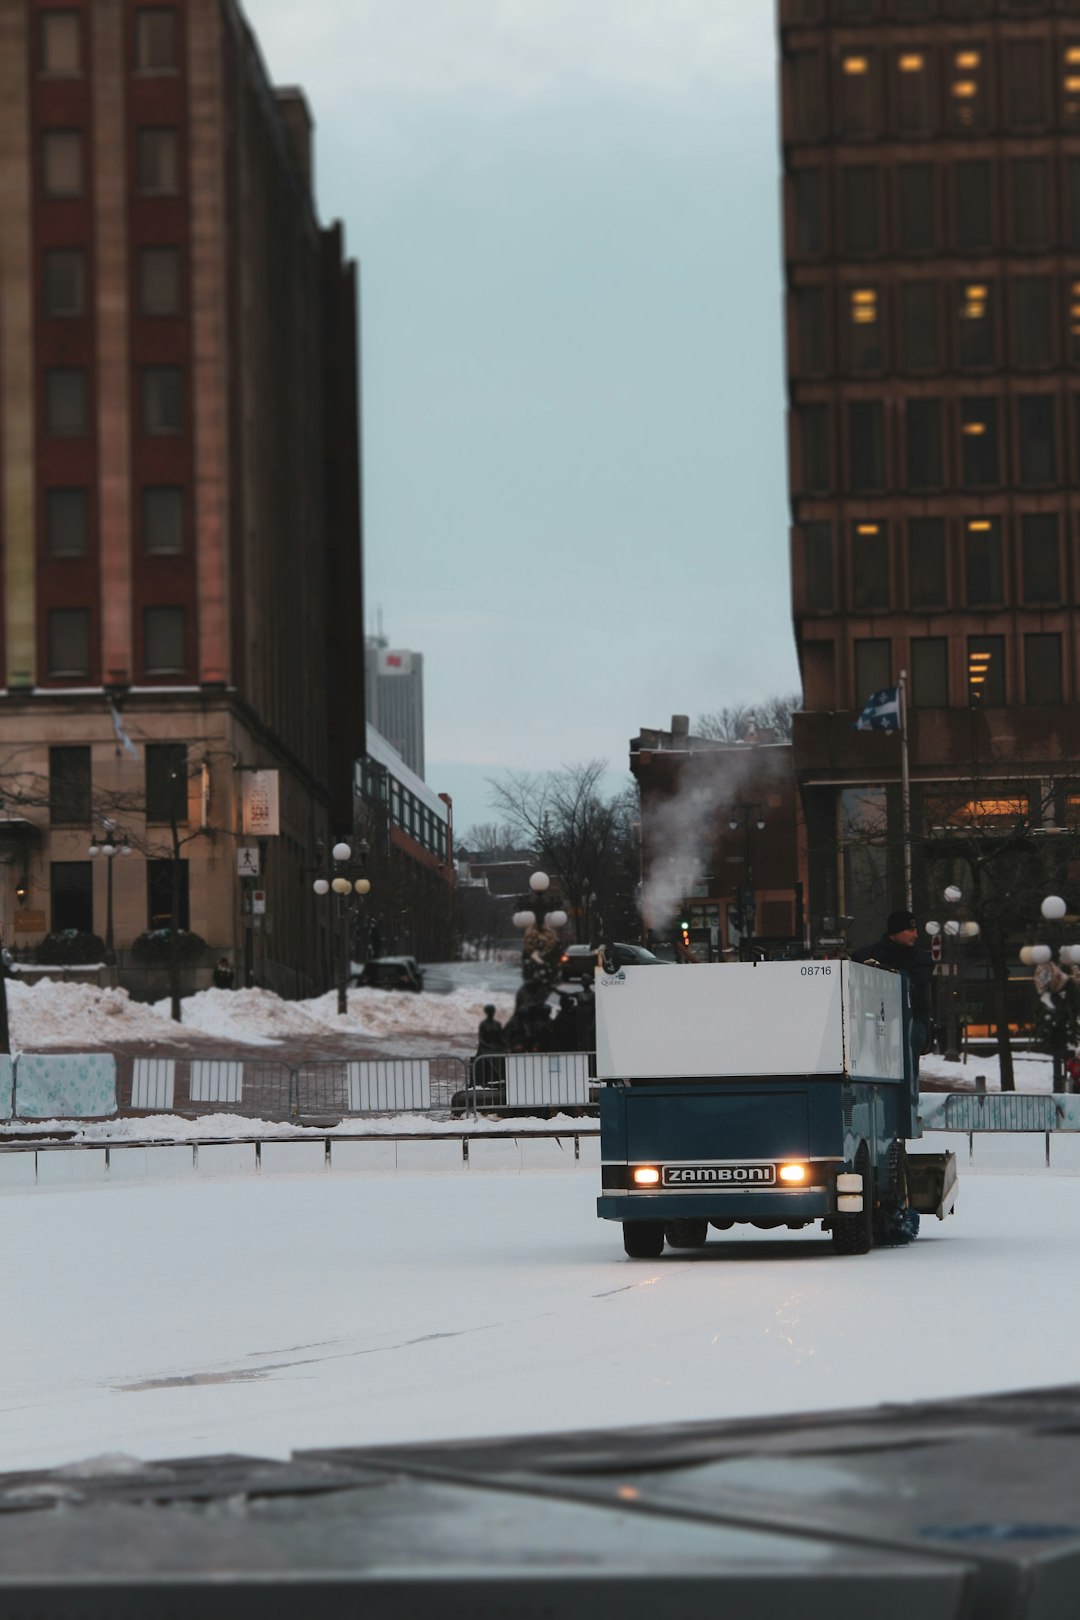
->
853;686;900;732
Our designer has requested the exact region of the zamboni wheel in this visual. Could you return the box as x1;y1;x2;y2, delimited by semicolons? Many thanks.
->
665;1218;708;1249
831;1145;874;1256
623;1221;665;1259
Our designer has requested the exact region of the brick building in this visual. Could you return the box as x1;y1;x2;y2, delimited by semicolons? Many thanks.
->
0;1;363;995
781;0;1080;946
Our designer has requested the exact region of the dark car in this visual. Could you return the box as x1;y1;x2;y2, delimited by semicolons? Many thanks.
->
352;956;425;993
558;942;662;983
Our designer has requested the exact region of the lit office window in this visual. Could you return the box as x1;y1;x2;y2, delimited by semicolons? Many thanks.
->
967;636;1005;708
949;46;987;132
957;281;994;367
851;522;889;611
964;519;1003;607
960;398;1000;488
896;49;933;135
848;287;882;372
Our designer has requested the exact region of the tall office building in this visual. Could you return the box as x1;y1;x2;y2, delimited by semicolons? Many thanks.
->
0;0;363;993
364;636;425;779
781;0;1080;942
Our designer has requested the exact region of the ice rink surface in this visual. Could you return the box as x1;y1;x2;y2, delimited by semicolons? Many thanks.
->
2;1164;1074;1474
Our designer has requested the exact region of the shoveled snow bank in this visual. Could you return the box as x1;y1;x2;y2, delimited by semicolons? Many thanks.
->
0;1110;594;1144
6;981;180;1050
921;1050;1054;1092
2;978;516;1052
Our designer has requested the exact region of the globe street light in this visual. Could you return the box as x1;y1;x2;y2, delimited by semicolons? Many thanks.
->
513;870;567;992
1024;895;1076;1091
312;840;371;1015
88;825;132;970
925;885;979;1062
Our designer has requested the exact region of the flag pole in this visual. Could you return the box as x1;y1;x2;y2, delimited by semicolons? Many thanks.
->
899;668;912;910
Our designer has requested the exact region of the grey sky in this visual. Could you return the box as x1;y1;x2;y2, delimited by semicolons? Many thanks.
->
244;1;798;831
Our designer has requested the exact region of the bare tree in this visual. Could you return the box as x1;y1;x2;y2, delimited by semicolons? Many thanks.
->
487;763;641;943
696;692;800;744
458;821;522;858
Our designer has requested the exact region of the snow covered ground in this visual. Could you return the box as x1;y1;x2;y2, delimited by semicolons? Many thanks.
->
0;1164;1075;1474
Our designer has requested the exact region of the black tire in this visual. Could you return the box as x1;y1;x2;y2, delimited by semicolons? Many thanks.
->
664;1218;708;1249
623;1221;665;1259
832;1144;874;1256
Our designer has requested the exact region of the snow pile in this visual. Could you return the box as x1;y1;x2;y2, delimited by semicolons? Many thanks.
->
921;1051;1054;1092
1;1110;594;1144
6;982;176;1051
155;984;516;1048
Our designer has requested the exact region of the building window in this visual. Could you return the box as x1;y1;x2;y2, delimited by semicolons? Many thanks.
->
846;287;881;372
142;487;184;555
803;524;833;611
1012;278;1052;368
1011;160;1048;250
792;170;823;257
1068;160;1080;249
1009;40;1047;129
905;398;942;489
43;248;85;316
965;519;1003;607
147;859;189;930
954;161;992;249
908;517;947;608
961;398;999;487
901;282;939;371
139;247;180;315
49;746;91;826
911;638;948;707
851;522;890;611
136;128;179;194
143;607;186;676
898;163;934;252
794;286;828;374
896;48;933;135
47;607;90;677
141;367;182;434
135;7;178;71
957;282;994;367
145;743;187;824
949;44;988;132
1018;395;1057;486
799;404;830;492
849;401;885;491
855;639;892;703
42;130;83;197
1021;513;1060;604
789;52;824;142
968;635;1005;707
45;368;88;438
1065;46;1080;128
1070;281;1080;365
840;51;879;138
1025;635;1063;705
50;862;93;934
40;11;81;74
842;167;879;256
46;488;88;558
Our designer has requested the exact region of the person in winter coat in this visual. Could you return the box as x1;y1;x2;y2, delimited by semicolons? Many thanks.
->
851;908;934;1075
212;956;235;990
475;1004;506;1087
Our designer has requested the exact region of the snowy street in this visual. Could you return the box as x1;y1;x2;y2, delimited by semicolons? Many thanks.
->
1;1163;1074;1475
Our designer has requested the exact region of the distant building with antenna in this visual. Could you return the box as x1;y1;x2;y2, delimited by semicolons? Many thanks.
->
365;632;425;779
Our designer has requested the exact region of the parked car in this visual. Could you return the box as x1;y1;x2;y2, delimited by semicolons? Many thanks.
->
352;956;425;992
558;942;662;983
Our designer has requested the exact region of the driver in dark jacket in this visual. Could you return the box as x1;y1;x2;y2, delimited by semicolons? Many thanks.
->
851;908;934;1075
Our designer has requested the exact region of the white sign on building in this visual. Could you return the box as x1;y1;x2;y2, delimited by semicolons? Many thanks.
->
241;771;280;836
237;845;261;877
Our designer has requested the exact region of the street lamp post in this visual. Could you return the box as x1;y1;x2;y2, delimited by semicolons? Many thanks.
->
727;803;765;961
924;884;979;1063
1021;894;1075;1093
313;840;371;1016
512;871;568;988
88;824;132;972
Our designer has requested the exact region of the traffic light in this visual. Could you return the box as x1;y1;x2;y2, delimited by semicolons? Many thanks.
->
679;919;691;951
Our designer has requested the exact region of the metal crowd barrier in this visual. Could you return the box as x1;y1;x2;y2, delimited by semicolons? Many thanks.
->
919;1091;1080;1168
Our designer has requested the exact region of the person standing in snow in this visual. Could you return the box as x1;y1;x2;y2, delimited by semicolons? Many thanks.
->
475;1003;506;1088
851;908;933;1075
212;956;235;990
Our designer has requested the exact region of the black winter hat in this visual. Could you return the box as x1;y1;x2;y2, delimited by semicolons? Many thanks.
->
886;909;917;934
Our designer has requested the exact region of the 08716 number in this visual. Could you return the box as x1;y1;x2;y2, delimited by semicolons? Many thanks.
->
800;964;832;976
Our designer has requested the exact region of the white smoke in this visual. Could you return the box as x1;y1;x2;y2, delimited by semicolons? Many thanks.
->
640;748;787;933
